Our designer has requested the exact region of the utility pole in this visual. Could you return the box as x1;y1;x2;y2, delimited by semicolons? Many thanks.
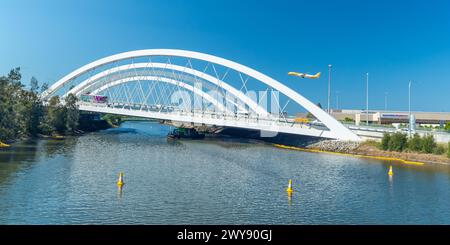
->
328;64;332;113
366;72;369;125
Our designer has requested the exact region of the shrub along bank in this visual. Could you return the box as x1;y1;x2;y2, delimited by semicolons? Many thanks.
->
380;132;449;158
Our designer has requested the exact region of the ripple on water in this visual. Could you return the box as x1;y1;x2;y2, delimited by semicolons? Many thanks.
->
1;121;450;224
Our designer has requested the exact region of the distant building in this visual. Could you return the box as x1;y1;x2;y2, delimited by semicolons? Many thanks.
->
329;109;450;126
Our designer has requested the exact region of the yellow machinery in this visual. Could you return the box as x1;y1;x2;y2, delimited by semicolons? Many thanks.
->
294;118;309;123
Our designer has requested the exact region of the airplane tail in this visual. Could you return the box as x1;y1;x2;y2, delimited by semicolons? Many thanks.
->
314;72;321;78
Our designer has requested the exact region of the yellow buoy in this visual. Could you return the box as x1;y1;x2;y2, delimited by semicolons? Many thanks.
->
117;172;124;186
286;179;293;193
388;165;393;176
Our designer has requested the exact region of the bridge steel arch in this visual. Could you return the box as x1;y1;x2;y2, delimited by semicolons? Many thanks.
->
43;49;360;141
87;75;230;113
64;63;253;114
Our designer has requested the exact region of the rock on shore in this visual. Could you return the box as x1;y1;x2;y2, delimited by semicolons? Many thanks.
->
306;140;361;153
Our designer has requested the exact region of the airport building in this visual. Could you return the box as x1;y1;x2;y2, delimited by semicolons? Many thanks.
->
330;109;450;126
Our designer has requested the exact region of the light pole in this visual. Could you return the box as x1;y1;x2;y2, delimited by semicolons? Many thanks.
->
366;72;369;125
408;80;412;137
328;64;332;113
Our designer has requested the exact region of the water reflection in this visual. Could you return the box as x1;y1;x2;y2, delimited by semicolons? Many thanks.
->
388;174;393;185
117;185;123;198
41;137;79;158
2;121;450;224
0;139;82;203
287;191;293;205
0;140;39;186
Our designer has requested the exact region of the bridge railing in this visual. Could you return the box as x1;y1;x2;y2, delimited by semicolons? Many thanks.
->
78;101;325;132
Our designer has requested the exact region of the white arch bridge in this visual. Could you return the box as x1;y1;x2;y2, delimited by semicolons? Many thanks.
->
42;49;360;141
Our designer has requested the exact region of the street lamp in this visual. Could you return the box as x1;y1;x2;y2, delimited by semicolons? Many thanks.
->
409;80;412;137
328;64;332;113
366;72;369;125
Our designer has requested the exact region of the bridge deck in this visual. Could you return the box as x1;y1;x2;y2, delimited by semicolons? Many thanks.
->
79;102;335;139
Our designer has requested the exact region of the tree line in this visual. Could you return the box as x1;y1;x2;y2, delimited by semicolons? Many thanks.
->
380;132;450;158
0;67;79;142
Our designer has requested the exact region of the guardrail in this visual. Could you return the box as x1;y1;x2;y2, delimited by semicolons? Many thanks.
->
78;101;328;133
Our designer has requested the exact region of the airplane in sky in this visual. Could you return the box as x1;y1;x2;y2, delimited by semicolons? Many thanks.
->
288;71;321;79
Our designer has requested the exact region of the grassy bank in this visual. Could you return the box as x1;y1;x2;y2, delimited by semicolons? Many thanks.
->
377;132;450;161
354;141;450;165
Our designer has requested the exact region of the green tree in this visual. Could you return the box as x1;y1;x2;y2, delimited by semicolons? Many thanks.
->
102;114;122;127
65;93;79;134
421;134;436;154
17;89;43;137
388;132;408;152
434;145;446;155
30;76;40;93
0;75;16;140
38;106;54;136
0;68;24;140
344;117;354;122
7;67;22;88
445;122;450;132
447;142;450;158
45;96;67;134
380;133;391;151
0;68;71;141
40;82;49;94
407;133;422;152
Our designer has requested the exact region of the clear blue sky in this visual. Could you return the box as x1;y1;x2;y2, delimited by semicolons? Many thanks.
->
1;0;449;112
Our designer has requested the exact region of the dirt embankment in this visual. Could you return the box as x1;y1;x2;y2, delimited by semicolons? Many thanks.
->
307;140;450;165
353;144;450;165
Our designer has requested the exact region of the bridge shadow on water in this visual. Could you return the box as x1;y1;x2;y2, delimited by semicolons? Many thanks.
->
216;127;324;147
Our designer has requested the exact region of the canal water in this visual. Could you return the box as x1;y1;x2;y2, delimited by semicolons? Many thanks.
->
1;121;450;224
